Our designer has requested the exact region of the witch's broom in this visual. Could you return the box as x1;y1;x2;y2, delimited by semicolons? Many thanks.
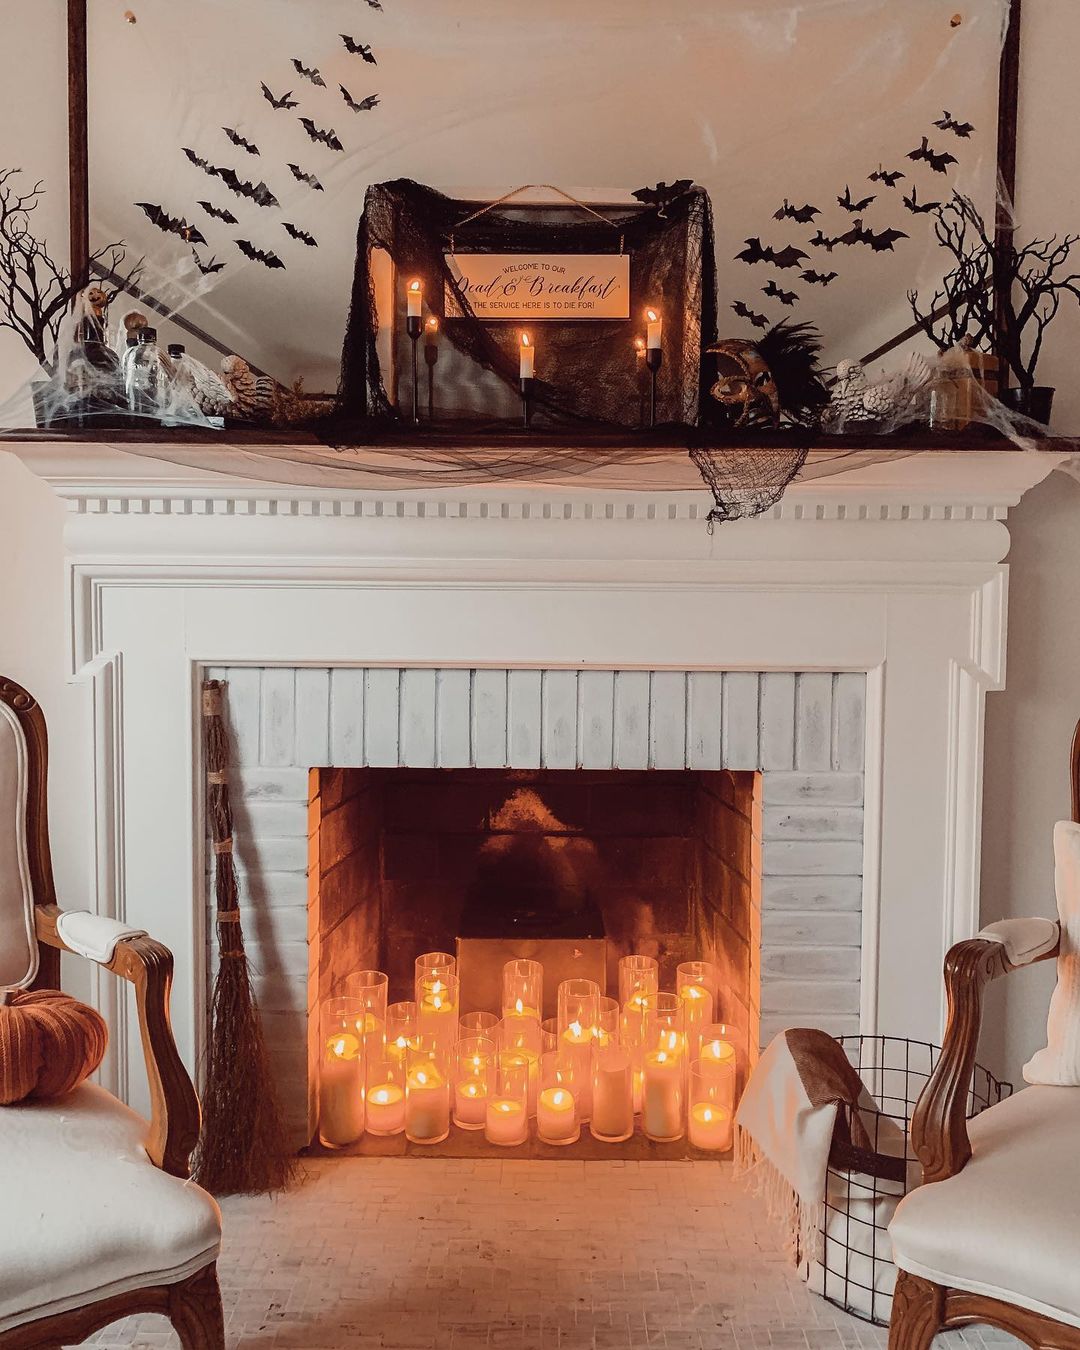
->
193;679;297;1194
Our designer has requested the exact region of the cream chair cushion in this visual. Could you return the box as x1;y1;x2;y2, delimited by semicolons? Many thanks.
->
889;1085;1080;1329
0;698;37;990
0;1082;221;1334
1025;820;1080;1084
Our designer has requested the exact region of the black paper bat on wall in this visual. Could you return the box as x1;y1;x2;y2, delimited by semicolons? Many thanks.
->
731;300;770;329
341;85;379;112
287;163;324;191
198;200;238;224
631;180;693;211
902;186;941;214
236;239;286;269
299;117;344;151
800;269;838;286
191;249;226;274
838;185;875;212
223;127;260;156
261;83;298;110
341;35;377;63
283;222;318;246
735;238;808;269
215;168;278;208
837;219;908;251
809;230;841;252
136;202;206;245
933;110;975;137
184;148;216;172
907;137;958;173
292;58;326;87
868;166;904;187
773;199;819;223
361;0;382;9
762;279;799;306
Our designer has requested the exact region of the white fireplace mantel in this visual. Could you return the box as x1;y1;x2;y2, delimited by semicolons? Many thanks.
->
8;440;1065;1117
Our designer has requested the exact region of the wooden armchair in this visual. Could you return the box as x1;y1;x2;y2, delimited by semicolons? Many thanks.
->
0;677;224;1350
888;729;1080;1350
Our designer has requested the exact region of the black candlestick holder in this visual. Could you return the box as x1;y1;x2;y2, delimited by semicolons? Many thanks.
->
520;376;534;430
407;315;422;424
424;343;438;420
646;347;662;429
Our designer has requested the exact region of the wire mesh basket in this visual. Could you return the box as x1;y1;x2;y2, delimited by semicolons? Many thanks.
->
815;1034;1011;1327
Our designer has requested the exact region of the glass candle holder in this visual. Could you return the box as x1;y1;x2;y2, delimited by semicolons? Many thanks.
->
415;950;456;1001
557;978;599;1121
620;999;648;1114
340;969;389;1048
644;991;686;1061
417;970;459;1057
485;1053;529;1146
502;958;543;1021
642;993;686;1142
537;1051;580;1146
677;961;718;1058
618;954;658;1014
699;1022;738;1077
596;996;620;1048
405;1036;450;1144
459;1010;499;1039
590;1039;634;1143
385;1001;417;1073
688;1059;733;1151
453;1034;496;1129
319;997;365;1148
364;1051;406;1136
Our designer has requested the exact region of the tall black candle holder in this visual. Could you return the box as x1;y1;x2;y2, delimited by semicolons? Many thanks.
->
424;341;438;420
407;314;422;424
520;376;534;430
646;347;663;429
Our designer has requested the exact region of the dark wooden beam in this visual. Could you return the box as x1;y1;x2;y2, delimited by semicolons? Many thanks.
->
67;0;89;291
993;0;1023;388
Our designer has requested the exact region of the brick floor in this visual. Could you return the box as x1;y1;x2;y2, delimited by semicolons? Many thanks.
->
86;1159;1020;1350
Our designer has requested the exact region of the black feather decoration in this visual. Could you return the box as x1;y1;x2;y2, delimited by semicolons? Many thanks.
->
754;320;829;427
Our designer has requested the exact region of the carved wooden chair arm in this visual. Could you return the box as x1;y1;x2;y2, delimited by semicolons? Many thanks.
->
33;903;201;1179
911;928;1059;1185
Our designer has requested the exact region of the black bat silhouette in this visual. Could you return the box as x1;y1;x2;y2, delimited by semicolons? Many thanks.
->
902;186;941;214
283;221;318;247
135;202;206;245
773;199;819;224
261;83;298;110
838;185;875;212
287;163;324;191
869;165;905;187
198;200;238;224
907;137;957;173
223;127;260;156
762;279;799;306
933;110;975;138
340;35;377;63
837;219;908;251
292;58;326;87
362;0;383;8
183;147;215;172
731;300;769;330
801;268;838;286
191;249;225;275
217;168;278;208
632;180;694;215
236;239;286;270
299;117;344;151
341;85;380;113
809;229;842;252
735;237;807;269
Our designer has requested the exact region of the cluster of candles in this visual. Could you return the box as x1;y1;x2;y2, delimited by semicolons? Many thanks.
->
319;953;736;1152
404;277;664;424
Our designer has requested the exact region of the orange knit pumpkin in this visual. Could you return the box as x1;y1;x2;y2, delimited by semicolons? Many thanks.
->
0;989;108;1105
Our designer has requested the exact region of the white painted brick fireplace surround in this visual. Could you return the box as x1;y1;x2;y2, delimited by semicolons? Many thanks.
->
206;664;865;1140
11;442;1062;1128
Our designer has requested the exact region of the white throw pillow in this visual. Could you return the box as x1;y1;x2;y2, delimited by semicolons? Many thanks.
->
1024;820;1080;1085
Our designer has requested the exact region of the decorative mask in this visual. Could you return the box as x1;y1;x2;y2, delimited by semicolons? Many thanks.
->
707;339;780;428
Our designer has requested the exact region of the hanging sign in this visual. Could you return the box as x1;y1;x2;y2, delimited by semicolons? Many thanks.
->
445;253;630;320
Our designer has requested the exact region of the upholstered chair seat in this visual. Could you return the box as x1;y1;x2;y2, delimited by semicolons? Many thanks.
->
889;1085;1080;1329
0;1083;222;1335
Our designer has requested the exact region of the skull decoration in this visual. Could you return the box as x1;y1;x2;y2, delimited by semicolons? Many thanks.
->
707;338;781;428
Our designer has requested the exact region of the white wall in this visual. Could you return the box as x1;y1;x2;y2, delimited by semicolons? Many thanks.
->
1;3;1079;1081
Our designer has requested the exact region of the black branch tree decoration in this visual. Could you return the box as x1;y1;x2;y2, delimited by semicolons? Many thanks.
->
0;168;142;370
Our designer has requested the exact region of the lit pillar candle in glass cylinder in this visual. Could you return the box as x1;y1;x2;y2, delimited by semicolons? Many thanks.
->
641;992;686;1142
557;976;600;1123
341;969;389;1054
699;1023;737;1075
485;1054;529;1146
405;1036;450;1144
537;1084;578;1145
502;958;542;1047
688;1059;733;1151
385;1000;417;1074
590;1040;634;1143
676;961;717;1059
453;1034;495;1129
618;956;657;1112
365;1080;406;1135
319;997;366;1148
596;996;620;1048
417;971;459;1058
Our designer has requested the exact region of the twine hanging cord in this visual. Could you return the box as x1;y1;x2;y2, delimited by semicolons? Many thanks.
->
450;184;626;254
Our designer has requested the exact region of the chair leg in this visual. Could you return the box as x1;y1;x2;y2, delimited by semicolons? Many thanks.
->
889;1270;944;1350
167;1262;225;1350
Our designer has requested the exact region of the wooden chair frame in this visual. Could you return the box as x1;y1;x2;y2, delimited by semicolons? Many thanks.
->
889;718;1080;1350
0;677;224;1350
